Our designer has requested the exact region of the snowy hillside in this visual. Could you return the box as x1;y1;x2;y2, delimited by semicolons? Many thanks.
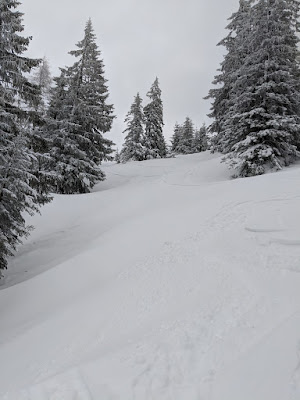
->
1;152;300;400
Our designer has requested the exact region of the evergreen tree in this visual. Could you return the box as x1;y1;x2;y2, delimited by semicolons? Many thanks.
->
206;0;253;153
28;121;55;205
223;0;300;176
47;68;102;194
31;56;52;114
171;122;183;153
49;19;115;193
29;57;54;199
120;92;146;162
176;117;195;154
143;78;166;158
194;124;209;152
114;148;121;163
0;0;47;274
287;0;300;30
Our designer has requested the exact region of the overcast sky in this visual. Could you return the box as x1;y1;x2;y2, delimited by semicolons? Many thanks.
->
20;0;238;148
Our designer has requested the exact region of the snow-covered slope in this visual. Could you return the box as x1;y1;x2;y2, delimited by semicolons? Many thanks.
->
1;152;300;400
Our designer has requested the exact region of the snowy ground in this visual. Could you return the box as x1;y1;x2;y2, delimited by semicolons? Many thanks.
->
1;152;300;400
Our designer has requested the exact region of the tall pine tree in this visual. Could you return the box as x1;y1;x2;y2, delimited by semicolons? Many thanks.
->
0;0;46;274
206;0;253;153
207;0;300;176
48;19;115;193
120;92;146;162
31;56;52;114
171;122;183;153
143;78;166;158
176;117;195;154
223;0;300;176
29;57;54;199
193;124;209;153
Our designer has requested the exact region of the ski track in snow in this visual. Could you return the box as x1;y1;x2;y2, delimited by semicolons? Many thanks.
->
116;195;300;399
1;153;300;399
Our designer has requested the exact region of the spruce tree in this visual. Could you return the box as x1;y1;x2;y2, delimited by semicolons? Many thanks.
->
31;56;52;114
120;92;146;162
29;57;54;198
143;78;166;158
0;0;46;274
194;124;209;153
176;117;195;154
47;68;102;194
114;149;121;163
223;0;300;176
206;0;253;153
171;122;183;153
49;19;115;193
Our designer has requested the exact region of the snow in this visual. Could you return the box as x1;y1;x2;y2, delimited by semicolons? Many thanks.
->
1;152;300;399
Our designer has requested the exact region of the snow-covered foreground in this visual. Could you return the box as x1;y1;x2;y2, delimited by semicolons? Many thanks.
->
1;152;300;400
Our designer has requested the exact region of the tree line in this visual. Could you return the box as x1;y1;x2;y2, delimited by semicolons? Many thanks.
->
171;119;208;155
118;88;209;162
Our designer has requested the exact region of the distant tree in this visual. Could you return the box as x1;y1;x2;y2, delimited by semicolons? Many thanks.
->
171;122;183;153
120;92;147;162
31;57;52;115
0;0;49;274
29;57;54;196
194;124;208;152
176;117;195;154
48;19;115;193
114;148;121;163
143;78;166;158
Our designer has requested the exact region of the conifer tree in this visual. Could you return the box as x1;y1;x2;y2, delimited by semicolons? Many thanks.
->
194;124;209;153
223;0;300;176
45;69;84;194
120;92;146;162
0;0;46;274
176;117;195;154
47;68;103;194
207;0;300;176
49;19;115;193
114;149;121;163
28;123;54;206
29;57;54;198
206;0;253;152
171;122;183;153
31;56;52;114
143;78;166;158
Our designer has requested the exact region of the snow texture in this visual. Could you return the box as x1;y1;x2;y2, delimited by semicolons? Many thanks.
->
1;152;300;399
